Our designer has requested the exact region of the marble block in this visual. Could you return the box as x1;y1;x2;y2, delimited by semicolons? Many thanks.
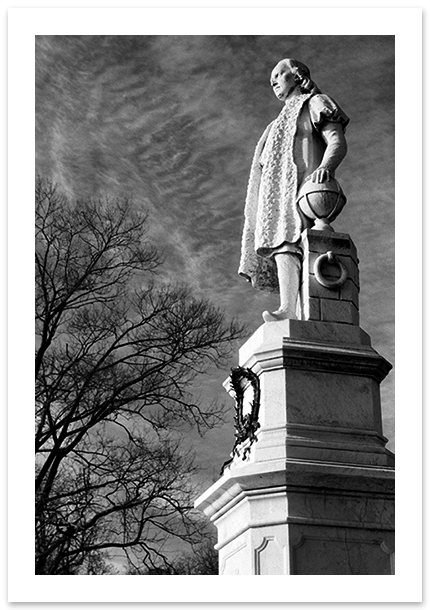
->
300;229;360;325
195;458;395;575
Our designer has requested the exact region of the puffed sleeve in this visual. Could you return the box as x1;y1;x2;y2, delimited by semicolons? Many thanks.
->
308;94;350;133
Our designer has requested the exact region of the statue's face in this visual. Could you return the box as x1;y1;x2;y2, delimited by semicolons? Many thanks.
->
270;61;297;101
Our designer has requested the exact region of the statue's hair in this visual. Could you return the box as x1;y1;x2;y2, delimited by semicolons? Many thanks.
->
283;58;321;94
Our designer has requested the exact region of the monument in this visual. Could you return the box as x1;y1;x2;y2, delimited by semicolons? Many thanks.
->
195;59;394;575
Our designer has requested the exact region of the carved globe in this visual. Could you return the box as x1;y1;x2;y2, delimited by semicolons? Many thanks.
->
297;177;346;231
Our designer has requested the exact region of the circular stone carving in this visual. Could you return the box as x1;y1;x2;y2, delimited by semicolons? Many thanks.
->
314;251;348;288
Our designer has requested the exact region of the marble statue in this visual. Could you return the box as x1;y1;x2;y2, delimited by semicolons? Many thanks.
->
239;58;349;321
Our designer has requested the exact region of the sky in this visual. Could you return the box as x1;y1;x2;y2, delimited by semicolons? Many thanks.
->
35;34;395;484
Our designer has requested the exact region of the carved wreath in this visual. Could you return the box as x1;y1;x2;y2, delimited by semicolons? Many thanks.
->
230;366;261;459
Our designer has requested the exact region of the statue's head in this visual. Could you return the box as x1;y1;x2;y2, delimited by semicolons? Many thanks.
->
270;58;320;101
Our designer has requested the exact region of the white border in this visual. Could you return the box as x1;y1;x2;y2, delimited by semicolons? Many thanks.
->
8;5;422;605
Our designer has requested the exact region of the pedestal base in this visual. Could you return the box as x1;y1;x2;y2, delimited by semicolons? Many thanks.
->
197;458;394;575
195;320;394;575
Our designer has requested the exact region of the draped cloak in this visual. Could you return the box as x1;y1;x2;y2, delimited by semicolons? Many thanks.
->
238;93;349;293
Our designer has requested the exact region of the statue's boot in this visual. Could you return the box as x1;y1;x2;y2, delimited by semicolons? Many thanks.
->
262;253;301;322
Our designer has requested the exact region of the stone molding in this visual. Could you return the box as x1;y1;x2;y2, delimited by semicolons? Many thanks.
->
241;340;392;383
196;458;394;519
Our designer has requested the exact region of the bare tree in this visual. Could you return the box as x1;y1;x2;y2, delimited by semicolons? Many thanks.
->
126;539;218;575
35;178;242;574
171;539;218;575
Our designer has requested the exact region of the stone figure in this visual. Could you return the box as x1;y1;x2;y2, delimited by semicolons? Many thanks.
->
239;58;349;321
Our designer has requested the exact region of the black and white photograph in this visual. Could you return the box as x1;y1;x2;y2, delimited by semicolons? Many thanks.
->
8;5;422;604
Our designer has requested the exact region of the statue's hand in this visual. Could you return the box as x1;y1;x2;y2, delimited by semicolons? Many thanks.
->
309;167;332;183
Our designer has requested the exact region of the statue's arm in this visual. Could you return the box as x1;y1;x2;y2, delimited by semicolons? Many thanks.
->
310;122;348;183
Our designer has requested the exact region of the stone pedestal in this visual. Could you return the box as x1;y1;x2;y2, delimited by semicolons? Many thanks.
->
195;232;394;575
300;229;360;325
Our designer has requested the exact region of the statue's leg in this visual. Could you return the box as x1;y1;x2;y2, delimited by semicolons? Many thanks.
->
262;252;301;322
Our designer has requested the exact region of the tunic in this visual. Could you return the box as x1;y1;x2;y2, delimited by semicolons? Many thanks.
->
239;93;349;292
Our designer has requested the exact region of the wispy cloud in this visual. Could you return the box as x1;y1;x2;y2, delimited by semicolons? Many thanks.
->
36;35;395;467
